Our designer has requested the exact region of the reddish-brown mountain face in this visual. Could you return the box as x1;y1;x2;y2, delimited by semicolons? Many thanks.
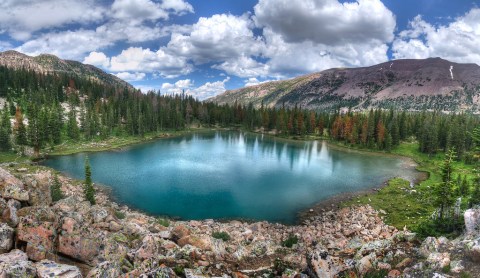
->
211;58;480;112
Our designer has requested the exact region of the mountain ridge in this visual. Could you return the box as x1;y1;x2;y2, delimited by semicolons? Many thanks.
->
211;57;480;112
0;50;134;90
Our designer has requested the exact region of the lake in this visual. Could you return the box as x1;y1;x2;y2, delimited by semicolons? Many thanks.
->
43;131;421;223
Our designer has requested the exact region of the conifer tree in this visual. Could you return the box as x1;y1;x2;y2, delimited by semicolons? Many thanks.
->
14;106;28;146
50;174;64;202
84;156;95;205
0;107;11;151
433;148;457;220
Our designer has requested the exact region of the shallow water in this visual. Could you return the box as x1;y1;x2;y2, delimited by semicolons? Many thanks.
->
43;132;421;223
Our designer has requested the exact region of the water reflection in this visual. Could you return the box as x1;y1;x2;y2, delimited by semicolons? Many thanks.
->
43;131;421;223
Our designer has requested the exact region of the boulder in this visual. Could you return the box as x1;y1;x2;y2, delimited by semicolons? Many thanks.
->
450;260;464;273
0;223;14;253
427;252;450;269
3;199;21;227
23;172;52;206
0;168;23;188
465;208;480;236
87;261;122;278
0;249;36;277
0;183;29;202
135;234;162;261
307;249;347;278
90;205;109;223
172;224;191;240
16;207;56;261
35;260;82;278
465;237;480;262
419;237;440;257
178;235;212;251
57;217;101;263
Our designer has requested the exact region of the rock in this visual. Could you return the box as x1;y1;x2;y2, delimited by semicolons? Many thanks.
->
387;269;401;277
108;221;122;232
308;249;347;278
427;252;450;269
3;199;21;227
0;183;29;201
16;207;56;261
172;224;191;240
465;237;480;262
465;208;480;236
87;261;122;278
58;217;101;263
16;168;28;173
395;257;413;269
23;172;52;206
36;260;82;278
377;262;391;270
178;235;211;251
0;168;24;188
419;237;440;257
90;205;109;223
158;230;171;239
357;255;373;275
450;260;464;273
139;266;175;278
0;249;36;277
135;234;162;261
0;223;14;253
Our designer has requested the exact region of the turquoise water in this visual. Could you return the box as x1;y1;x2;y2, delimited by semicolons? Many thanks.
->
43;132;420;223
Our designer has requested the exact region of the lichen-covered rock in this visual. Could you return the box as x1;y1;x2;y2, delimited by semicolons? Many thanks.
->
3;199;21;227
86;261;122;278
35;260;82;278
172;224;191;240
427;252;450;269
465;237;480;262
178;235;211;251
23;172;53;206
58;217;101;263
307;249;347;278
0;223;14;253
90;205;109;224
16;207;57;261
135;234;162;261
0;249;36;277
0;183;29;202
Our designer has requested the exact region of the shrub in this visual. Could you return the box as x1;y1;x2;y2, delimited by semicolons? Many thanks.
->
173;265;185;276
281;234;298;248
115;211;126;219
212;231;230;241
50;174;64;202
157;217;170;227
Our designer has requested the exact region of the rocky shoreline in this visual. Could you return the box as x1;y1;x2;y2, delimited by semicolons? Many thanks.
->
0;165;479;277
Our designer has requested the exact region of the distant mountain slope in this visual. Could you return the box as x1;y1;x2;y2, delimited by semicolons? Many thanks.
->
211;58;480;112
0;50;133;90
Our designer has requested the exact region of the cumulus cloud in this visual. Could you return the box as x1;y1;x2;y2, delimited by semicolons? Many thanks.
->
115;72;146;81
161;79;194;94
191;77;231;100
167;14;264;64
254;0;395;45
213;56;269;78
0;0;106;40
83;51;111;68
244;77;276;87
392;9;480;65
109;47;193;78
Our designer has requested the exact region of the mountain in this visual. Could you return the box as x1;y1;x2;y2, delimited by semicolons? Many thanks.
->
211;58;480;112
0;50;133;90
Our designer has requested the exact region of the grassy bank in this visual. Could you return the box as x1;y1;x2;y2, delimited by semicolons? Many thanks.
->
343;142;475;232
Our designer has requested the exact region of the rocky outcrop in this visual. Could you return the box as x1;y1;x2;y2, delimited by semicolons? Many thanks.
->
0;165;479;277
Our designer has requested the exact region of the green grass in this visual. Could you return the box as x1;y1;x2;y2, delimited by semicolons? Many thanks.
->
343;142;476;232
0;151;29;163
281;234;298;248
157;217;170;227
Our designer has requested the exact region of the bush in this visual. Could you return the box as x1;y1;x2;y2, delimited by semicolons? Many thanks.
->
364;269;389;278
212;231;230;241
157;217;170;227
415;217;464;239
173;265;185;276
281;234;298;248
50;175;64;202
115;211;126;219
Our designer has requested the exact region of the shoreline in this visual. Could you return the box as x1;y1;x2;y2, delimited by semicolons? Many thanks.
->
36;129;429;227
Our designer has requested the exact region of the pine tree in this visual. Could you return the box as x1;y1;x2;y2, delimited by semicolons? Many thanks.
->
433;148;457;220
14;106;28;146
50;174;64;202
84;156;95;205
0;108;11;152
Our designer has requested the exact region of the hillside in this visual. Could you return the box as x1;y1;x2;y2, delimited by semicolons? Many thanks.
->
0;50;133;90
211;58;480;112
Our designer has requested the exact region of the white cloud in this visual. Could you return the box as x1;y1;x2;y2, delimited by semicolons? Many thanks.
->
16;30;113;59
83;51;111;68
115;72;146;81
392;9;480;65
254;0;395;45
213;55;269;78
111;0;168;21
160;0;194;15
161;79;194;94
190;77;230;100
109;47;193;78
0;0;106;40
167;14;264;64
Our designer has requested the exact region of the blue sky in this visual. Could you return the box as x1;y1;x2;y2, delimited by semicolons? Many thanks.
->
0;0;479;99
